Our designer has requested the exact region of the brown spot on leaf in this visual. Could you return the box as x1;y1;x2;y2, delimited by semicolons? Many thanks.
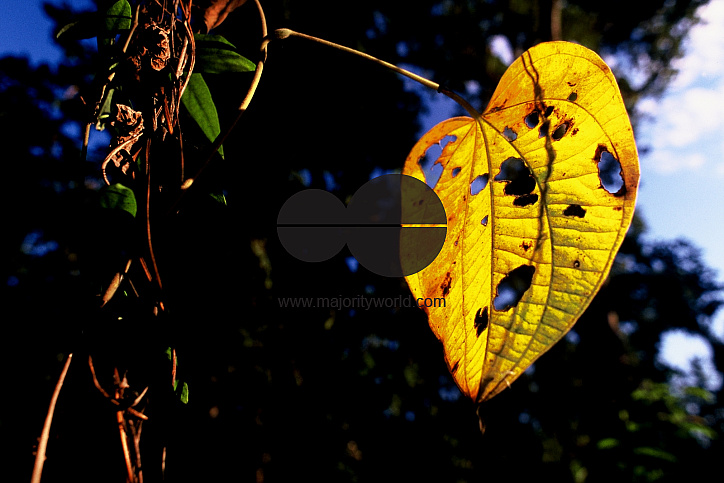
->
521;241;532;251
440;272;453;297
594;144;608;162
451;361;460;373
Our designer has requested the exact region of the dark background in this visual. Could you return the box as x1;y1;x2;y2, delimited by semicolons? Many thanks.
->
2;1;723;482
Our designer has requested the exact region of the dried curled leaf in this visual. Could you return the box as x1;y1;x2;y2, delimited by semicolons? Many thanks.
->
108;104;143;171
195;0;248;32
403;41;639;403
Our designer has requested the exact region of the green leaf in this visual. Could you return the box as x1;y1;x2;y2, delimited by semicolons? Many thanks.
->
596;438;620;449
181;73;224;158
95;87;115;131
633;447;677;463
210;193;227;205
683;386;715;402
99;0;132;47
166;347;189;404
194;34;256;74
177;381;189;404
56;15;97;40
99;183;137;218
172;379;190;404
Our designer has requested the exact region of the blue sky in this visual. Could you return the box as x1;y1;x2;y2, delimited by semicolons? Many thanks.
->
3;0;721;385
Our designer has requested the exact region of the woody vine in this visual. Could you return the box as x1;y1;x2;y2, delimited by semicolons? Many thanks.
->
32;0;487;481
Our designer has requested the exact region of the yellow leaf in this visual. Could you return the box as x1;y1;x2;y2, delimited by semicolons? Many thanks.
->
403;41;639;403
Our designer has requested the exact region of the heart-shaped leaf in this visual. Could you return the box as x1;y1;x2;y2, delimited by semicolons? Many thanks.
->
403;41;639;403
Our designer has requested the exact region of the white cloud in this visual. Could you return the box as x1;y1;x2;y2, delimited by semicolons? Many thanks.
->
671;0;724;89
646;150;704;174
638;0;724;174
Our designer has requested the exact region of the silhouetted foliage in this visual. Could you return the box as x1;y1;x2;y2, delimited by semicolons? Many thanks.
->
3;1;721;482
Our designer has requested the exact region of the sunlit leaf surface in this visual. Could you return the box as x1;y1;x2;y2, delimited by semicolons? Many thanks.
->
403;41;639;402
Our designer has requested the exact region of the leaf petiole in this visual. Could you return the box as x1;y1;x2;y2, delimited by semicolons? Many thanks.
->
273;28;482;120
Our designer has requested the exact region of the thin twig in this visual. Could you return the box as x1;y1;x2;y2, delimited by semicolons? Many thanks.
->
162;447;167;479
123;5;141;54
170;0;268;209
31;353;73;483
177;10;196;103
131;386;149;408
128;420;144;483
117;408;135;482
144;138;163;290
88;355;113;400
128;407;149;421
100;133;144;186
171;349;177;387
138;257;153;283
113;368;134;482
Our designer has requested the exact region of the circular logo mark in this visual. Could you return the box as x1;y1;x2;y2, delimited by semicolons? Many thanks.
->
277;174;447;277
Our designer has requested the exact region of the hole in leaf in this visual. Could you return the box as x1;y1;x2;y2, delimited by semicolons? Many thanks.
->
573;260;581;268
552;123;569;140
451;167;461;178
503;126;518;141
419;135;457;188
544;105;554;117
470;174;489;195
524;111;539;128
563;204;586;218
493;265;536;311
474;307;489;336
568;92;578;102
538;120;550;138
513;194;538;207
595;146;625;194
494;157;535;196
481;215;488;226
